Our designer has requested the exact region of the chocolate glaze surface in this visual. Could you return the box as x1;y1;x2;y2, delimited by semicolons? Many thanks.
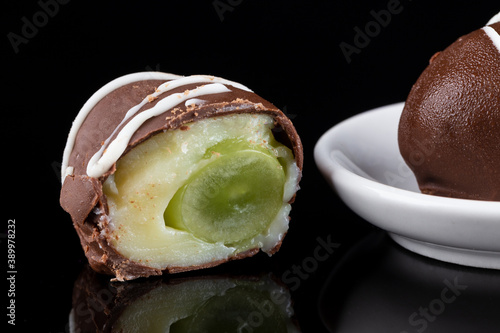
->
60;73;303;280
398;22;500;201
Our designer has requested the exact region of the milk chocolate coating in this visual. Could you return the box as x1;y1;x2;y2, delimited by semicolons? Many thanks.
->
398;22;500;201
60;75;303;280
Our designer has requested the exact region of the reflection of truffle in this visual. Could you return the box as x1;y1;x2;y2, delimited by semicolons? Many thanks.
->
60;72;303;281
398;17;500;201
70;266;300;332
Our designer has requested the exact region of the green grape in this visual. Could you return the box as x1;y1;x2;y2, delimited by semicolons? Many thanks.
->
164;141;285;244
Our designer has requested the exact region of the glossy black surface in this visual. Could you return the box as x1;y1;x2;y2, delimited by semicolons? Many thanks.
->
5;1;500;332
320;232;500;333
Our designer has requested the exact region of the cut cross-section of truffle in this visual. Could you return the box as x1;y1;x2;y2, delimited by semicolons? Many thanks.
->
398;16;500;201
60;72;303;281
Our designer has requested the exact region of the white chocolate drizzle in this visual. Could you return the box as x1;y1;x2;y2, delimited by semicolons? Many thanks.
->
86;84;231;178
483;26;500;54
61;72;252;182
483;11;500;53
185;98;206;107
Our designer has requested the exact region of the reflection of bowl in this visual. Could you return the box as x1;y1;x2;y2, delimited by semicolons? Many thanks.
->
319;231;500;333
314;102;500;269
69;267;299;332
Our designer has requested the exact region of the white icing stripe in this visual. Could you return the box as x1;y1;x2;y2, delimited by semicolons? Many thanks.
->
86;83;231;178
483;26;500;54
61;72;252;182
61;72;180;182
185;98;206;107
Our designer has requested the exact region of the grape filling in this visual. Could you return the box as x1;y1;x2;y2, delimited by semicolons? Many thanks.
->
164;147;285;244
102;114;298;269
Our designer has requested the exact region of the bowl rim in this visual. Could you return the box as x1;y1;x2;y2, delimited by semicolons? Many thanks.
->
314;102;500;212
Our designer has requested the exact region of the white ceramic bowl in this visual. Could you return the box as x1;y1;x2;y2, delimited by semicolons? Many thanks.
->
314;102;500;269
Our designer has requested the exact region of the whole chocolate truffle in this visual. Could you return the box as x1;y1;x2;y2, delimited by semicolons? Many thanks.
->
398;18;500;201
60;72;303;281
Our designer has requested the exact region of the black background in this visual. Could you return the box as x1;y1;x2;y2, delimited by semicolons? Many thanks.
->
3;1;500;332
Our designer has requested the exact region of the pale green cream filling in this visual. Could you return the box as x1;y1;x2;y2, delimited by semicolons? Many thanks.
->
102;114;299;269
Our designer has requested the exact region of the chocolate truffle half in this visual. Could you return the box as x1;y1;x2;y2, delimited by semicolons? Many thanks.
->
60;72;303;281
398;16;500;201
